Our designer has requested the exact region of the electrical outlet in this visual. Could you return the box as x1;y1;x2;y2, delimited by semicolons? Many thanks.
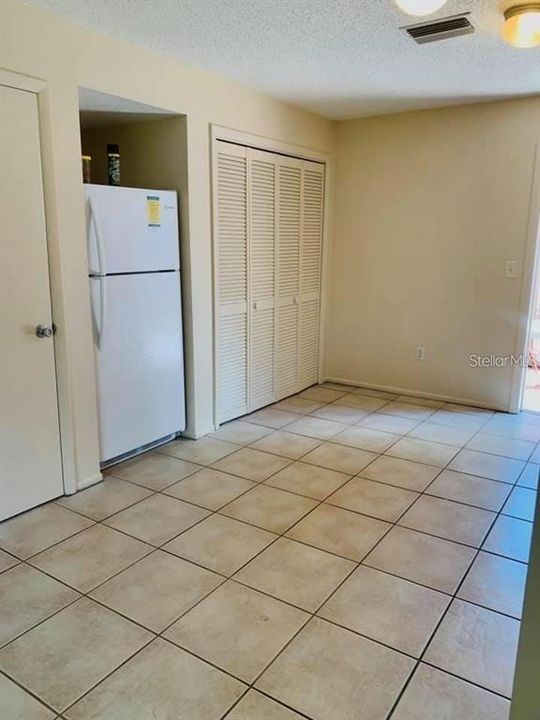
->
416;346;425;361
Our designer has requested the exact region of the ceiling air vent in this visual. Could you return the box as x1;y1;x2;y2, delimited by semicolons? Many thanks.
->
403;13;476;44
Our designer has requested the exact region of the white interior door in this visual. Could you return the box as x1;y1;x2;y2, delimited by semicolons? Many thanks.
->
276;157;302;400
248;148;277;411
0;84;63;520
216;142;248;422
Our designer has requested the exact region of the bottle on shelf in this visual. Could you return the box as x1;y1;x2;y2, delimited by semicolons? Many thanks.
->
107;144;120;186
81;155;92;183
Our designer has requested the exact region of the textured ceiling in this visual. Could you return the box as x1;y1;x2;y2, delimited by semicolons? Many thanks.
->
27;0;540;119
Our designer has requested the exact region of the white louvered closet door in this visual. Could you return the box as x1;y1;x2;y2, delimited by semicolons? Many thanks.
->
275;157;302;400
216;140;324;424
298;161;324;389
216;142;248;423
248;149;277;411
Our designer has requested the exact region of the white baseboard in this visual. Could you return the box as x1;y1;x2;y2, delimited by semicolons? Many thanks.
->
74;471;103;493
324;376;510;413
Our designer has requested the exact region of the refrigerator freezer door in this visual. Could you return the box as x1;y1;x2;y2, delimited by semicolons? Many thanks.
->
94;272;185;462
86;184;179;274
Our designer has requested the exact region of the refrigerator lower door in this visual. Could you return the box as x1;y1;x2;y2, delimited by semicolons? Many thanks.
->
93;272;185;463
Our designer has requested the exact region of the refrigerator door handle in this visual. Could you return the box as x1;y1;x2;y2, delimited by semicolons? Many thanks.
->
88;196;106;276
90;276;107;351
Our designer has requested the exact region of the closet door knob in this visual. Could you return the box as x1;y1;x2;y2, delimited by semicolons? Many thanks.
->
35;324;54;338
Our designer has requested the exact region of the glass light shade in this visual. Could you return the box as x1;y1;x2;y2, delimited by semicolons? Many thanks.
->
394;0;448;16
503;5;540;48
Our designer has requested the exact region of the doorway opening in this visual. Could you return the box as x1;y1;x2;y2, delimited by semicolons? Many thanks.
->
514;150;540;416
522;265;540;412
521;191;540;413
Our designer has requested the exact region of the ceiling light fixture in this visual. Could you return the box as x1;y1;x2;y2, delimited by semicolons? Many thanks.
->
502;4;540;47
395;0;448;17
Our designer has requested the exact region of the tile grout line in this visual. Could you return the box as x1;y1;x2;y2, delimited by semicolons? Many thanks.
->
171;388;538;477
40;419;359;719
0;386;535;717
213;463;428;716
354;404;524;715
211;464;532;555
55;447;537;549
2;396;531;641
221;686;315;720
375;415;523;715
261;411;535;475
2;432;531;638
1;427;344;711
4;430;340;660
160;418;425;716
0;668;65;718
384;449;524;719
54;482;336;717
4;459;281;650
345;390;537;458
226;434;442;708
215;405;532;511
0;565;229;716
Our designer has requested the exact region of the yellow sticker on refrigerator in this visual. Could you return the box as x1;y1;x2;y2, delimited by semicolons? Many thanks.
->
146;196;161;227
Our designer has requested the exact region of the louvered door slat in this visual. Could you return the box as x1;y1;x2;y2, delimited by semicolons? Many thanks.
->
298;298;320;388
301;167;324;295
216;141;248;422
250;307;274;408
219;313;248;421
217;146;247;306
277;163;301;299
276;304;299;398
250;154;276;302
248;150;277;410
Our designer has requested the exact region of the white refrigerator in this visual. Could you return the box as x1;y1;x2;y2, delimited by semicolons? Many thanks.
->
86;184;185;465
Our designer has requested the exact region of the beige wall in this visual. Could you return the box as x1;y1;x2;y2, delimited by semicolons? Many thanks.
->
0;1;334;490
326;98;540;410
80;117;187;190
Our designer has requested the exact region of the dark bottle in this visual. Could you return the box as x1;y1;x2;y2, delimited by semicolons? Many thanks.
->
81;155;91;183
107;144;120;186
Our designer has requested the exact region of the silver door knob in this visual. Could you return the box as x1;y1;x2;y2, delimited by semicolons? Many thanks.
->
35;324;53;338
